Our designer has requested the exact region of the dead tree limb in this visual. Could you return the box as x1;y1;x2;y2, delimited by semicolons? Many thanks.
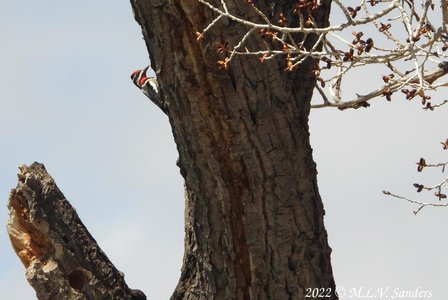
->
7;162;146;300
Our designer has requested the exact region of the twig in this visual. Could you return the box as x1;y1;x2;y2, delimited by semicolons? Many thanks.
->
383;190;448;215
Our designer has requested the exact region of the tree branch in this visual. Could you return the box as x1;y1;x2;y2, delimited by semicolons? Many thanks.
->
383;190;448;215
7;162;146;300
312;62;448;109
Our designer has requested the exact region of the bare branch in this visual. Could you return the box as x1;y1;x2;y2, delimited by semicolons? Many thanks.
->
198;0;448;110
383;190;448;215
312;64;448;109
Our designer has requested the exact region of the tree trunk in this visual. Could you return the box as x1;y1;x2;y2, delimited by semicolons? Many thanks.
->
131;0;337;299
7;163;146;300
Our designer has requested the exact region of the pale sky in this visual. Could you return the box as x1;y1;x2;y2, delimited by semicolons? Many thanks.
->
1;1;447;299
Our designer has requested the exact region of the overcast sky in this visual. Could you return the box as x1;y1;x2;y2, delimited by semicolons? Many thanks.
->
1;1;447;299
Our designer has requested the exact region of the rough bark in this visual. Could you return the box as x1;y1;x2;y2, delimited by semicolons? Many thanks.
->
131;0;337;299
7;162;146;300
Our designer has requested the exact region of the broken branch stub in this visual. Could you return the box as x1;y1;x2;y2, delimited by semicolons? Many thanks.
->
7;162;146;300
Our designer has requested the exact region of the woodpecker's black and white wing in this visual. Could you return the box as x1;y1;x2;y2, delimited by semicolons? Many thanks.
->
141;77;167;113
141;77;158;101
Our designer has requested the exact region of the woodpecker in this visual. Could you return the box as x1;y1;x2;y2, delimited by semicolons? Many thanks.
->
131;66;159;100
131;66;166;113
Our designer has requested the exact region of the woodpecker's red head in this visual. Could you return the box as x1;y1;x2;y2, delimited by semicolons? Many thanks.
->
131;66;150;87
131;70;141;80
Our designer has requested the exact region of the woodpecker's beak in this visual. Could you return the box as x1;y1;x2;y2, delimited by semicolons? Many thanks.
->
142;66;150;76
